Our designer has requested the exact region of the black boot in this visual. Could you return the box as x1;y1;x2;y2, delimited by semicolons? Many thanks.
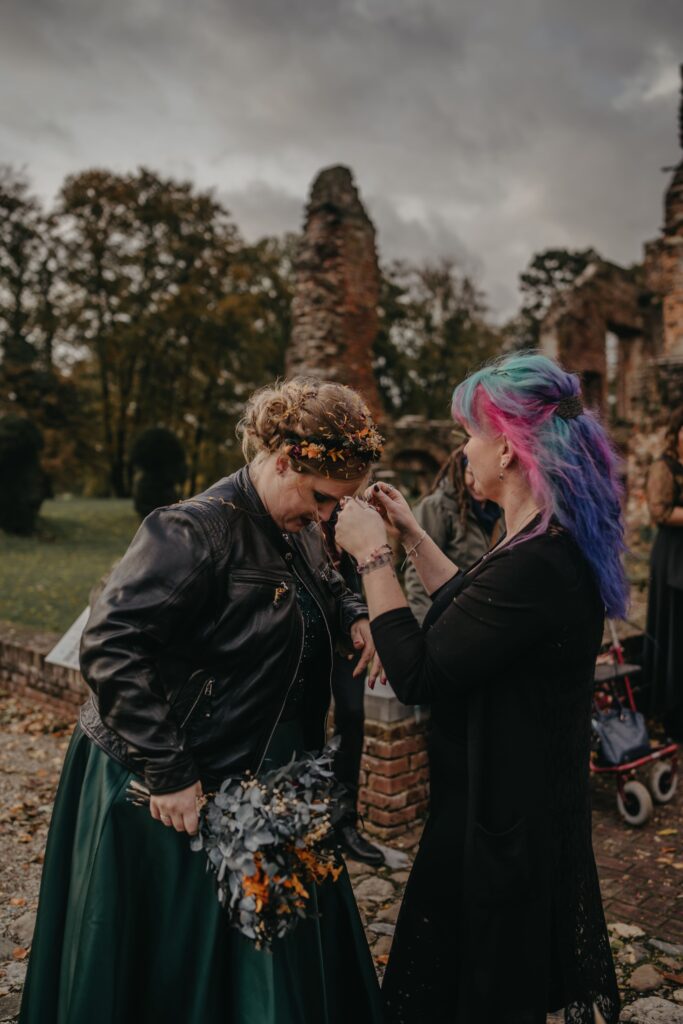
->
339;824;385;867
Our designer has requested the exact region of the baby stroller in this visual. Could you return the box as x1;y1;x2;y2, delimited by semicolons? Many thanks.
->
590;622;678;826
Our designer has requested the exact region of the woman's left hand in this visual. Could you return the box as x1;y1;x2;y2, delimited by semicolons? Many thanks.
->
349;618;376;678
335;497;388;562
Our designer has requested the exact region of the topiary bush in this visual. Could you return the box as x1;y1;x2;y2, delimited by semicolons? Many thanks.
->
0;415;49;534
131;427;187;519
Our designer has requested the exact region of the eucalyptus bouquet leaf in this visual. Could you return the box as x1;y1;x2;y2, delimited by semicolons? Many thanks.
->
127;743;346;950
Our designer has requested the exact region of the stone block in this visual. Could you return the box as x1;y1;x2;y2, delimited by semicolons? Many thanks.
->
367;804;419;828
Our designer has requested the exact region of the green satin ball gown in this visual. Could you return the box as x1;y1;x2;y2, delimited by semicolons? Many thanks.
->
19;590;382;1024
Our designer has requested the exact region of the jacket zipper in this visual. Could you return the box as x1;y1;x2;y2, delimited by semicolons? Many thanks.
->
253;553;335;773
254;601;305;773
179;676;214;729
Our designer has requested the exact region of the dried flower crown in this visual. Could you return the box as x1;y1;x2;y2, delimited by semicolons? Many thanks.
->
283;424;385;466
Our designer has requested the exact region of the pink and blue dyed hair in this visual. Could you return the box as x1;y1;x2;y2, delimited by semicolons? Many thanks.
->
451;352;628;618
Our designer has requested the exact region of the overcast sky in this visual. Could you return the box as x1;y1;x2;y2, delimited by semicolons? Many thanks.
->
2;0;682;318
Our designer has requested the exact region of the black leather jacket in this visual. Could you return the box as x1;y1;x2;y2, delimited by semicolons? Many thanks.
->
79;467;368;794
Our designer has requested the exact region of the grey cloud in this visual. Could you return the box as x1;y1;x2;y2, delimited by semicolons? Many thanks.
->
220;181;304;240
0;0;682;317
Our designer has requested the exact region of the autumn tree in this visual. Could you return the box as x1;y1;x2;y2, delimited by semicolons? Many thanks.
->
56;169;239;494
0;166;58;369
174;232;297;489
0;166;92;491
506;247;601;349
375;258;502;418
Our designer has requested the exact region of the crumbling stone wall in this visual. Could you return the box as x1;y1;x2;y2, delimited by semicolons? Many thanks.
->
379;417;458;498
640;66;683;360
287;165;383;421
539;261;652;421
538;68;683;564
645;167;683;357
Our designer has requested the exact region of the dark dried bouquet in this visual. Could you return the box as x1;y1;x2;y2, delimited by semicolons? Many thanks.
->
127;744;345;949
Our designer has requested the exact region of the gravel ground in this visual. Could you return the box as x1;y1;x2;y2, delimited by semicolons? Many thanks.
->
2;689;683;1024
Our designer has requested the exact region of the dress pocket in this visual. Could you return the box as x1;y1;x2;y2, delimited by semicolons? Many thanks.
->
471;818;531;906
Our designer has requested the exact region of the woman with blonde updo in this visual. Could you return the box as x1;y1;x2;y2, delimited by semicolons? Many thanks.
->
20;378;384;1024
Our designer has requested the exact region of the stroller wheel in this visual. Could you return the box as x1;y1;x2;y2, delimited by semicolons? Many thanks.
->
648;760;678;804
616;780;653;826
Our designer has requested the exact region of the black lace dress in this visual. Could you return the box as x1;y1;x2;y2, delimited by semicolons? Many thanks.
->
371;523;620;1024
644;455;683;739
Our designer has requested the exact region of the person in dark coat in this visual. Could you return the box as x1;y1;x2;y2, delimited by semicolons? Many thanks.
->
404;443;502;623
20;378;384;1024
644;406;683;741
335;353;627;1024
321;517;385;866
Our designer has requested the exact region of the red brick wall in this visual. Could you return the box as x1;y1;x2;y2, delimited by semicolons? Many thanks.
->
0;621;85;714
358;716;429;839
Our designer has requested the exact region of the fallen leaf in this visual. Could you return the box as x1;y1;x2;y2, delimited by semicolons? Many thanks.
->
375;954;389;965
658;829;678;836
656;967;683;984
10;897;26;907
12;948;28;960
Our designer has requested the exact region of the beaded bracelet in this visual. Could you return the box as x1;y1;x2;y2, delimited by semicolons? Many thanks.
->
356;544;394;576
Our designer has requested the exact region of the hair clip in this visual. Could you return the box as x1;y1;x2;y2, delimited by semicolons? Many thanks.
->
555;395;583;420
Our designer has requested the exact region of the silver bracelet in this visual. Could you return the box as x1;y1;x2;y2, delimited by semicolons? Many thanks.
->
400;529;427;571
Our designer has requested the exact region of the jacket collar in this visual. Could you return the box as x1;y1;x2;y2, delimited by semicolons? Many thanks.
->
209;465;327;573
231;465;296;562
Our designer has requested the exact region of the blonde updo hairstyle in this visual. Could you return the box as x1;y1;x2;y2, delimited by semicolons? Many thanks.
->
238;377;383;481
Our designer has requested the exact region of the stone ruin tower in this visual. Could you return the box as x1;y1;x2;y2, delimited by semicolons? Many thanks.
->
287;165;383;421
540;66;683;424
644;64;683;367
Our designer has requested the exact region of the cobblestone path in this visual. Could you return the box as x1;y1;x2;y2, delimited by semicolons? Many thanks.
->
1;690;682;1023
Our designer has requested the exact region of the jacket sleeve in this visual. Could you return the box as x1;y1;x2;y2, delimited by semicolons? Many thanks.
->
323;563;368;645
79;507;215;794
372;545;564;705
404;493;452;625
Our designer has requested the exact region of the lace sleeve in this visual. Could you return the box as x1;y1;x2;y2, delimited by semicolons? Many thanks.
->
646;459;676;524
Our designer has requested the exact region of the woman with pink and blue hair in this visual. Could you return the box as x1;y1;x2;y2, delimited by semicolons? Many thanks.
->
336;352;626;1024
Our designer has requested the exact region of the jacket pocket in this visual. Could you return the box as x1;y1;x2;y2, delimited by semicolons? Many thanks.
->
229;569;293;585
173;669;215;730
471;818;531;906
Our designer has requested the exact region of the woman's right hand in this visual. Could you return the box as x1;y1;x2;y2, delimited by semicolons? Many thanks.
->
365;482;422;546
150;779;204;835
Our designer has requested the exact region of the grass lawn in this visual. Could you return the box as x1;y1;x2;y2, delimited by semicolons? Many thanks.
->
0;498;139;634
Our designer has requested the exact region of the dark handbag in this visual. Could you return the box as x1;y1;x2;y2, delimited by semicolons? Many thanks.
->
592;701;651;766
